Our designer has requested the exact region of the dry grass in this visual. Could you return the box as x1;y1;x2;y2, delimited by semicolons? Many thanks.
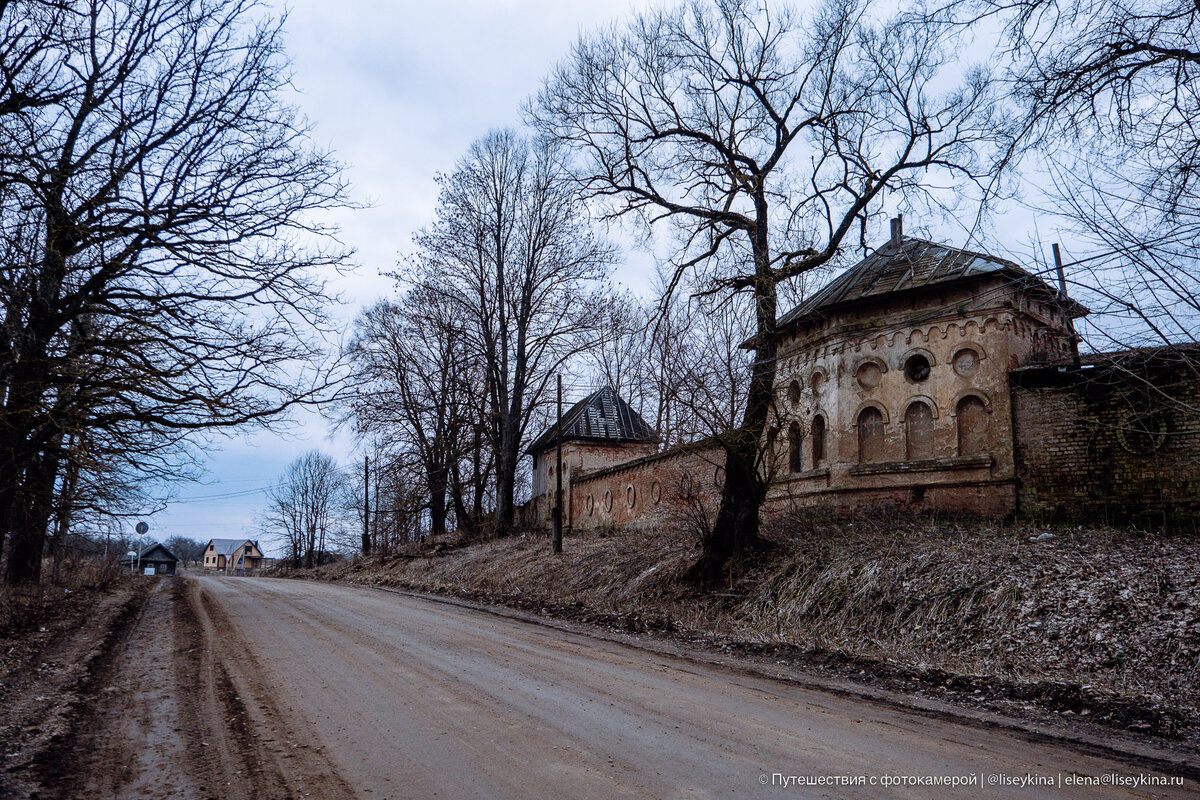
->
0;558;130;634
739;513;1200;709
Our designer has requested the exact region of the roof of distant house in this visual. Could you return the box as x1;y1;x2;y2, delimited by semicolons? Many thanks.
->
206;538;258;556
777;235;1088;330
528;386;657;454
120;541;178;563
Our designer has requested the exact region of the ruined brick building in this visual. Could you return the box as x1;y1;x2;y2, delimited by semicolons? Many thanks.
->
526;222;1200;530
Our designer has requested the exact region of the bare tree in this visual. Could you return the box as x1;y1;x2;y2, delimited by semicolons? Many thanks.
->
342;285;479;538
530;0;1011;580
0;0;349;585
261;451;344;569
409;129;617;536
938;0;1200;353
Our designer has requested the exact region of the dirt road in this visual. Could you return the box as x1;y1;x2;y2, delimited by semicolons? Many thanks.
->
135;576;1187;800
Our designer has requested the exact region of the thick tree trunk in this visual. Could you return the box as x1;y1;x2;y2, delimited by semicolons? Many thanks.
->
3;204;73;586
427;465;448;538
691;205;778;584
4;496;44;586
493;413;520;535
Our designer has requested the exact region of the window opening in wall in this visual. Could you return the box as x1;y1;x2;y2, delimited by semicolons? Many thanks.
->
904;354;931;383
811;415;826;465
956;395;988;456
811;371;825;395
858;407;886;463
788;380;802;407
952;348;980;377
1119;410;1169;455
788;422;803;473
765;427;778;469
904;401;934;460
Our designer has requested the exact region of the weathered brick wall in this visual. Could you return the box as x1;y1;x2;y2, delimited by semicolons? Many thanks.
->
569;445;725;530
1012;368;1200;524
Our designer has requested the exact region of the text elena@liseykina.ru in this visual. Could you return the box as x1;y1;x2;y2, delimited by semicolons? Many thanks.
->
759;772;1187;790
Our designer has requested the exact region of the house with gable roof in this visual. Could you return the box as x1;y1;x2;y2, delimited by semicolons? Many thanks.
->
201;538;264;573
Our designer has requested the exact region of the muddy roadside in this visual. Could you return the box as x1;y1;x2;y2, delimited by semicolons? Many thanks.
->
1;575;346;800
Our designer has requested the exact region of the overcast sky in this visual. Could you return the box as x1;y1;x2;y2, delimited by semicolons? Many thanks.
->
148;0;668;552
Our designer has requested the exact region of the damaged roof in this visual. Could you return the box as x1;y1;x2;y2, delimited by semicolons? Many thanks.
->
778;236;1086;329
527;386;657;454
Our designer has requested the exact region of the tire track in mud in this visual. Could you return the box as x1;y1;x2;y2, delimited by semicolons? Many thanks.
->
22;577;350;800
189;580;353;800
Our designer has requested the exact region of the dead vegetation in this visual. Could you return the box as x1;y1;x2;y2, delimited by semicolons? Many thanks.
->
298;513;1200;742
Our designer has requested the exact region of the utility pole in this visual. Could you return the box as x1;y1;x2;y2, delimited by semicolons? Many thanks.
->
553;373;563;554
1052;243;1082;369
362;455;371;556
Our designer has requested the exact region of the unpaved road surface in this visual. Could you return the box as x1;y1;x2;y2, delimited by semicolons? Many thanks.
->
168;576;1193;800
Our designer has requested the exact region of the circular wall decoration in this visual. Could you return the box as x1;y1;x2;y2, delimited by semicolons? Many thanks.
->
714;465;726;488
625;484;636;509
585;494;594;516
952;348;981;377
1118;411;1168;455
650;480;662;505
602;489;614;512
680;472;693;496
856;362;883;390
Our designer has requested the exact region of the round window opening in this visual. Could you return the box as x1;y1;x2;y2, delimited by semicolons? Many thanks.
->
602;489;613;512
904;354;931;383
856;362;883;390
626;484;636;509
650;480;662;505
585;494;595;516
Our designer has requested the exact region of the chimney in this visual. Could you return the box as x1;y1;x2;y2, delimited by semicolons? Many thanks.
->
890;214;903;245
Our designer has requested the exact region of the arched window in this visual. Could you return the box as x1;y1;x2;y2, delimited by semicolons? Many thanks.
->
811;415;826;466
858;407;886;463
904;401;934;460
957;396;988;456
788;380;802;407
765;426;779;468
788;422;803;473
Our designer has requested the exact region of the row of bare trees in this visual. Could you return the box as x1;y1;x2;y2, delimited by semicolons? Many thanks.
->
265;0;1200;577
338;128;768;545
0;1;349;586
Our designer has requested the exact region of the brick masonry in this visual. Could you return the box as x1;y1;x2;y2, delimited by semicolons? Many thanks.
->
1011;362;1200;525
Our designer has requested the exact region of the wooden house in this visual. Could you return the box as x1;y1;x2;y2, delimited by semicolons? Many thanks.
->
119;542;179;575
201;539;264;573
